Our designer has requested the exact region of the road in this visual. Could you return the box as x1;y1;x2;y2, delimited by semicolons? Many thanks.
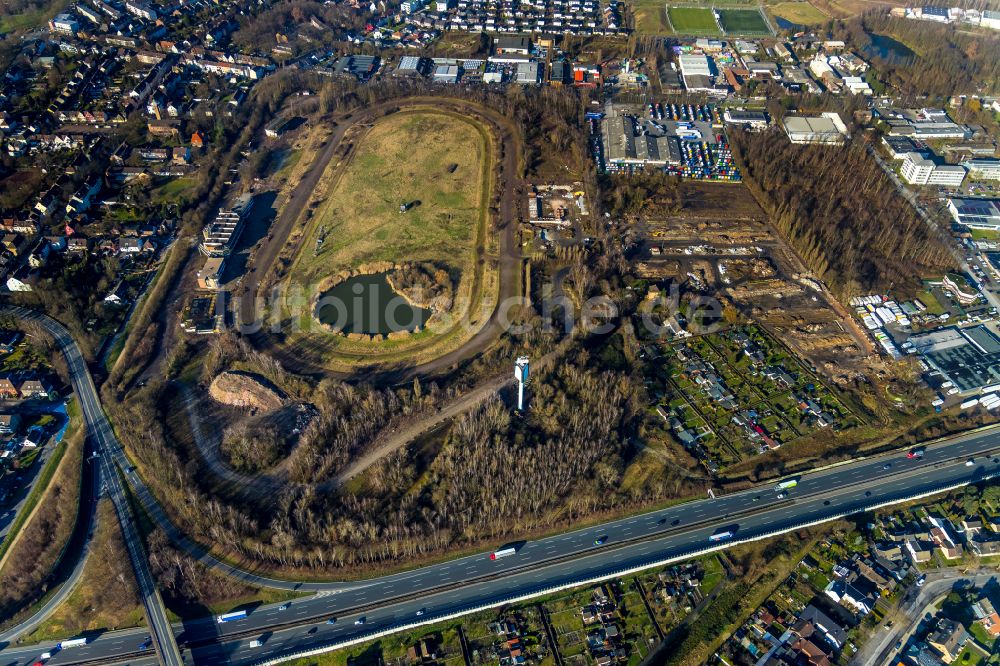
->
2;306;184;666
5;400;1000;664
867;144;1000;312
851;569;998;666
0;418;102;644
0;429;60;547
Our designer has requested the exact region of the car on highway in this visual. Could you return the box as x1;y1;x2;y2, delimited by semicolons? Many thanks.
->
917;575;926;587
883;463;891;470
907;447;925;459
326;617;337;625
594;536;608;545
416;609;426;616
966;458;975;466
138;637;152;651
776;493;785;499
355;617;366;625
279;603;290;611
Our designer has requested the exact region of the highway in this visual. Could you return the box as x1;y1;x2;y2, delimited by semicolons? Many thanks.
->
1;307;184;666
6;305;1000;666
3;410;1000;664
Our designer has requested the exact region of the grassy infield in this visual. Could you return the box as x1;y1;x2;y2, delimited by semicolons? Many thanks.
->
279;108;499;370
634;0;829;35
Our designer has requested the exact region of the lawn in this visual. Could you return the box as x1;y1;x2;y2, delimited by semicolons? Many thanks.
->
290;110;486;290
667;6;721;33
632;0;674;33
274;107;499;369
767;1;829;24
718;8;772;34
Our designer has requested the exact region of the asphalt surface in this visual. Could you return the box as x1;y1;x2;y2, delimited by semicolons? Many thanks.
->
1;307;184;666
0;432;59;547
0;429;101;645
852;569;998;666
4;411;1000;665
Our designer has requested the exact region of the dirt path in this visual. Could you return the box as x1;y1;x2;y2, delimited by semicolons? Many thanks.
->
184;372;513;500
244;96;525;383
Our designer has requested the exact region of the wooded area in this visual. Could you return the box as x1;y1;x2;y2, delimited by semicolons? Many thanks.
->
837;14;1000;98
730;128;954;298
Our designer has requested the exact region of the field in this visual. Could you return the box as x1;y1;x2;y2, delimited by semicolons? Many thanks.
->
667;6;722;33
276;108;498;370
290;111;486;286
633;0;673;33
717;7;772;33
767;0;830;23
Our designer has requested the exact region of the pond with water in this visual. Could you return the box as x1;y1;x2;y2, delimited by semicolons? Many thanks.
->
862;33;915;64
316;273;431;336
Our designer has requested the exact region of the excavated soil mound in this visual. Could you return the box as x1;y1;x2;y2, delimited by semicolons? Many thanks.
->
209;371;285;412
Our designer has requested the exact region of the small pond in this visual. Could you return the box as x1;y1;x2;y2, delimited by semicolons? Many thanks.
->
862;33;915;64
316;273;431;336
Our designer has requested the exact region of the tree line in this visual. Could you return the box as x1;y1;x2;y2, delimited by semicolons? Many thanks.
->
729;127;954;298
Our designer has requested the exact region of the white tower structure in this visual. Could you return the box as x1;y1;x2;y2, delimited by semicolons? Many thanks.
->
514;356;530;411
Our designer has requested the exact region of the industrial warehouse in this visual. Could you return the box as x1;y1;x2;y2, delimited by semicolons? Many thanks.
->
910;325;1000;396
597;103;740;180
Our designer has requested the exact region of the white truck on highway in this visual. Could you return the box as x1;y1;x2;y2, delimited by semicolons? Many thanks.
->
773;479;798;492
489;546;518;560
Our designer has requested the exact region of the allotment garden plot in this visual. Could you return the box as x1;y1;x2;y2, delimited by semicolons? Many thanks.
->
649;325;859;469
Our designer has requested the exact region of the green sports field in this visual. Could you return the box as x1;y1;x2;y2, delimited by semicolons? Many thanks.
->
667;6;722;33
718;7;772;33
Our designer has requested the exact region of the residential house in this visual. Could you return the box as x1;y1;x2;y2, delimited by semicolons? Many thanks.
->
67;237;90;253
118;237;151;254
18;379;49;399
906;538;932;563
973;597;1000;638
0;413;21;434
0;331;22;354
21;426;44;448
961;516;984;537
926;618;969;664
0;378;19;400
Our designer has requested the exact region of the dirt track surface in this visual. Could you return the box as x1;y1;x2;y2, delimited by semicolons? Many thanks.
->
241;97;524;384
186;374;514;499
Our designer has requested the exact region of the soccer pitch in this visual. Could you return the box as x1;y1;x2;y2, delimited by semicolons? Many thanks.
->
718;7;772;34
667;6;722;33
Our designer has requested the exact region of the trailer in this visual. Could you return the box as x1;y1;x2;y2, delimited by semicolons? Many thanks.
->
58;638;88;648
217;610;249;623
489;546;518;560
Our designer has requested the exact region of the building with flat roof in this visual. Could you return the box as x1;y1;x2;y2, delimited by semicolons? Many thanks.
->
197;257;226;290
515;61;542;84
882;135;920;159
948;198;1000;230
783;113;849;145
433;64;460;83
493;34;531;55
901;152;934;184
723;109;768;129
602;115;681;168
199;194;254;257
899;152;965;186
911;325;1000;395
963;159;1000;181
